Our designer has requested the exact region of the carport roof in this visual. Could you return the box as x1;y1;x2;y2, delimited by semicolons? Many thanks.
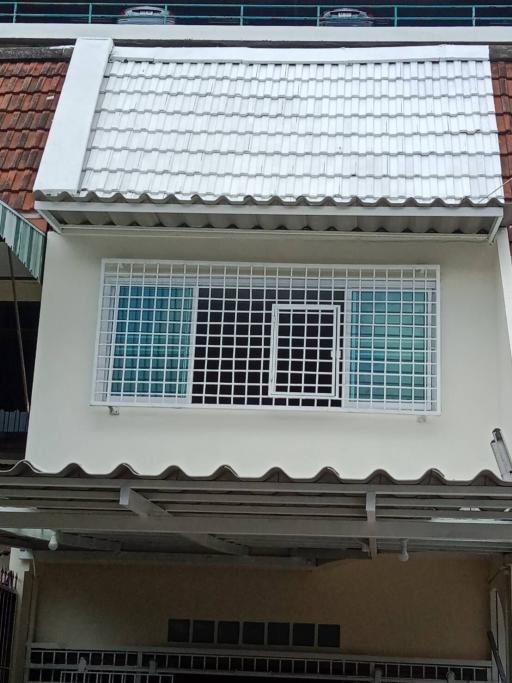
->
1;462;512;561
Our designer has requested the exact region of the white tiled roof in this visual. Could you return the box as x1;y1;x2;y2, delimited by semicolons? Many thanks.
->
77;44;503;206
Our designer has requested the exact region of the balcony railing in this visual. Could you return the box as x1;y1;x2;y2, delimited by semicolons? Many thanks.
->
1;2;512;27
28;646;494;683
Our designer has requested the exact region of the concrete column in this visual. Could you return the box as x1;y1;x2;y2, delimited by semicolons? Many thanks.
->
9;549;37;683
489;559;512;681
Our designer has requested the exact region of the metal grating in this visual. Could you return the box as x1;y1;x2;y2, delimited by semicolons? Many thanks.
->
93;260;439;414
59;674;173;683
28;647;492;683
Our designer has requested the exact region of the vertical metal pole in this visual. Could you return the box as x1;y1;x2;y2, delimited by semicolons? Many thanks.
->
239;4;244;25
393;4;398;26
12;2;17;23
471;4;476;26
88;2;93;23
316;5;321;26
7;247;30;414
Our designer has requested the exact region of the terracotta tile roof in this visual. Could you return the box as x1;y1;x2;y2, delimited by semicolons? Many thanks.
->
492;61;512;202
0;59;68;213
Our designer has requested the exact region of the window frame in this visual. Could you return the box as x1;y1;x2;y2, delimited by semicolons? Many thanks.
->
94;275;200;407
269;303;341;400
342;282;438;413
92;259;441;415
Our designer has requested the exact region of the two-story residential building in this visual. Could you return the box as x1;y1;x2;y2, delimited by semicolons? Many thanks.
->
3;31;512;683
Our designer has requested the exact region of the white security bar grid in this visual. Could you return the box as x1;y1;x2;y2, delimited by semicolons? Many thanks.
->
60;674;173;683
28;647;492;683
93;261;440;414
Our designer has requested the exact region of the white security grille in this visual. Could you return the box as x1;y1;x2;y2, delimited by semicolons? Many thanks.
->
93;261;440;414
29;646;492;683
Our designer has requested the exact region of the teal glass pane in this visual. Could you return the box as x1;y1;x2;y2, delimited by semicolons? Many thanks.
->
111;285;193;398
350;290;428;404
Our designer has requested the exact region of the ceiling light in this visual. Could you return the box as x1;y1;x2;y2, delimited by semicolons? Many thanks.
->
399;539;409;562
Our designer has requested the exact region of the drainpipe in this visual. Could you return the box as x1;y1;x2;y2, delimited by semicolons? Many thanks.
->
491;429;512;482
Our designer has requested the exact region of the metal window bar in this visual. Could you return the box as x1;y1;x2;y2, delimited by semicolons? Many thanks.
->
93;261;440;415
60;674;174;683
28;647;493;683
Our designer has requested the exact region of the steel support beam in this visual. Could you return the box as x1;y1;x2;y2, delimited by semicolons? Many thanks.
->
119;487;165;516
2;477;512;497
56;531;121;552
1;511;512;544
119;487;247;556
366;492;378;559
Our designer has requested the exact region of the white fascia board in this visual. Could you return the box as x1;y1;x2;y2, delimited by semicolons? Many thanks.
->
112;44;490;65
34;37;113;195
0;24;510;45
34;200;504;219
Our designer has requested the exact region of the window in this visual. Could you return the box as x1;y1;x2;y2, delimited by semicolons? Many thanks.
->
217;621;240;645
168;619;190;643
267;622;290;646
192;620;215;644
94;261;439;413
317;624;340;648
292;623;315;647
270;305;340;398
242;622;265;645
167;618;340;649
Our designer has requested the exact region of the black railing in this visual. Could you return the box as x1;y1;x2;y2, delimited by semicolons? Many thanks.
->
1;2;512;27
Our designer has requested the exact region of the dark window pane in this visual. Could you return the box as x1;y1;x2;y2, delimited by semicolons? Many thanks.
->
168;619;190;643
292;623;315;647
217;621;240;645
267;622;290;646
192;620;215;643
242;622;265;645
317;624;340;648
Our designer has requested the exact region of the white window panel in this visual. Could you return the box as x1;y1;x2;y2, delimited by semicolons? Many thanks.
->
270;305;340;399
93;260;440;414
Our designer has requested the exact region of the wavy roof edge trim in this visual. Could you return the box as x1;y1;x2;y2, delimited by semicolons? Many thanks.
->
0;461;509;487
34;191;506;209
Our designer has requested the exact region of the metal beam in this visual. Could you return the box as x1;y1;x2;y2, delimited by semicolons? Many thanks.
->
119;488;247;556
119;487;165;517
1;511;512;544
365;492;378;559
33;550;317;569
56;532;121;552
2;477;512;497
181;534;248;556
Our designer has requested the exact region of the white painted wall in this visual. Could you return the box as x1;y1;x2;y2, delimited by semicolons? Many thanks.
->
26;232;507;478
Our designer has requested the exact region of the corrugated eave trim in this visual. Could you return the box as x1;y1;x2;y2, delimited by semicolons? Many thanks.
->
1;461;510;487
34;191;506;209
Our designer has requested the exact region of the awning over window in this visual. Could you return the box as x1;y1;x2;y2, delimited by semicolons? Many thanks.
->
0;200;46;281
